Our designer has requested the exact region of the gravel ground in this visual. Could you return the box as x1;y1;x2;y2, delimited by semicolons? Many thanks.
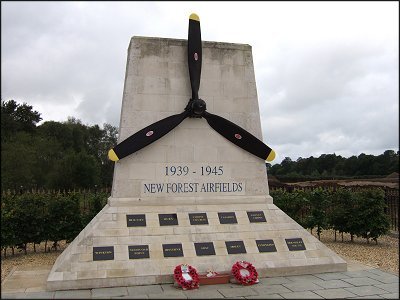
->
1;241;68;282
1;232;398;283
311;229;399;274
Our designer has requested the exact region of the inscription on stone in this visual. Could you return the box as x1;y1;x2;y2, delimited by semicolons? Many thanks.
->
140;164;247;197
163;243;184;257
286;238;306;251
159;213;178;226
189;213;209;225
194;242;216;256
126;214;146;227
128;245;150;259
256;239;277;252
225;241;246;254
247;211;266;223
218;212;237;224
93;246;114;261
142;181;245;196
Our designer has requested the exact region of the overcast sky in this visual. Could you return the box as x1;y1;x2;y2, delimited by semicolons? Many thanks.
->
2;1;399;164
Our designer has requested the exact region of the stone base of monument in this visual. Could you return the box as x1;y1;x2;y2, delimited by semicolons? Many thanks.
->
47;196;346;290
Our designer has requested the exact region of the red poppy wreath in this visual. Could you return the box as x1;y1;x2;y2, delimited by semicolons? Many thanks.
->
231;261;258;285
173;264;199;290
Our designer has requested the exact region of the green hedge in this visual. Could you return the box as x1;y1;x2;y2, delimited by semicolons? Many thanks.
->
1;191;108;256
271;187;390;244
1;187;390;257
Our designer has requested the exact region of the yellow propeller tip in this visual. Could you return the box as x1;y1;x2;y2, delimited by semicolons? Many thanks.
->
108;149;119;162
189;13;200;21
266;149;276;162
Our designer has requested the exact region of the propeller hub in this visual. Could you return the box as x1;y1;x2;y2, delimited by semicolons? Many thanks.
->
191;99;206;117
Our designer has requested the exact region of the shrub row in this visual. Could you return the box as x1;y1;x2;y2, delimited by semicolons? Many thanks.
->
1;187;390;257
270;187;391;244
1;191;108;257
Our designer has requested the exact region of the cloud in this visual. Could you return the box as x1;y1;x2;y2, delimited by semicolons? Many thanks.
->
2;2;158;125
259;34;398;163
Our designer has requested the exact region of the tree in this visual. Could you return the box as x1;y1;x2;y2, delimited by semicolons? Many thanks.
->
316;153;341;176
356;153;375;176
328;188;352;241
269;151;399;180
99;123;118;186
382;150;399;174
345;191;364;242
9;193;47;254
343;155;358;176
87;125;103;160
279;157;295;176
1;193;19;256
356;189;390;244
31;135;64;188
46;193;82;249
1;100;42;141
271;189;309;228
37;121;74;150
1;132;36;190
48;151;101;189
304;188;330;240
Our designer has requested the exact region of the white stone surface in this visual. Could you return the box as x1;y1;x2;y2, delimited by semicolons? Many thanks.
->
47;36;346;291
111;36;269;200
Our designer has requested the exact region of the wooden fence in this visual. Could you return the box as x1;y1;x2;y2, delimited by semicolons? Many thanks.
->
1;187;112;195
384;188;399;231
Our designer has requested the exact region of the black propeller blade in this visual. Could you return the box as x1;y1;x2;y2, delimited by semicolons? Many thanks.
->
188;13;202;100
108;13;275;162
108;111;189;161
203;112;275;161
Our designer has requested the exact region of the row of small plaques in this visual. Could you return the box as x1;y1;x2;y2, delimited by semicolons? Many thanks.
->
127;211;266;227
92;238;306;261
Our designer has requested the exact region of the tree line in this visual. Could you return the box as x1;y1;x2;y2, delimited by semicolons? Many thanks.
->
267;151;399;182
1;100;118;190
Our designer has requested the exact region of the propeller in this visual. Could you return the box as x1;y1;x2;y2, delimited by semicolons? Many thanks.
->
108;13;275;162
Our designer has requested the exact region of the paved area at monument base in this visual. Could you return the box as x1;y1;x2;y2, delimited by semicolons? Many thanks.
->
2;259;398;299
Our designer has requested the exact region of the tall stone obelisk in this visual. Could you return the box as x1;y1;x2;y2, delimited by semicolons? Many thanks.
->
47;36;346;290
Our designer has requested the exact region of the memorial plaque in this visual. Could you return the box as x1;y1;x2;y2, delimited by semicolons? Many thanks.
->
126;214;146;227
286;238;306;251
225;241;246;254
159;213;178;226
93;246;114;261
256;239;277;252
247;211;266;223
194;242;216;256
218;212;237;224
163;243;184;257
189;213;209;225
128;245;150;259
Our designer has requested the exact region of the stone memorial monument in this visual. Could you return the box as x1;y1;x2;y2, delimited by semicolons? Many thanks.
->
47;14;346;291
